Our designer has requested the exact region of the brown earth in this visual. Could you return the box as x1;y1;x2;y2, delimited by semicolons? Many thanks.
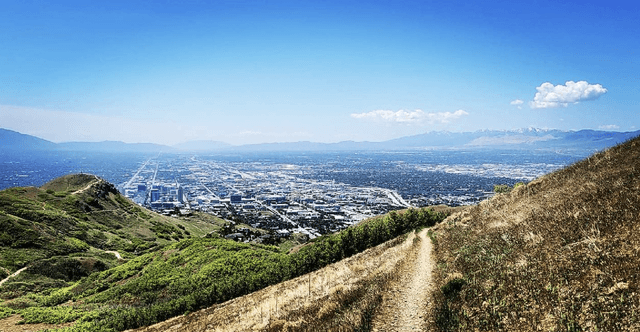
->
372;229;434;331
0;314;74;332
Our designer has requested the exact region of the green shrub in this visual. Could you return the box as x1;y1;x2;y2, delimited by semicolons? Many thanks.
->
0;306;14;319
493;184;511;193
494;182;526;194
20;306;83;324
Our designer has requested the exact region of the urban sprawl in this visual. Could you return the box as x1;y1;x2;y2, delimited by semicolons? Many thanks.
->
120;157;413;240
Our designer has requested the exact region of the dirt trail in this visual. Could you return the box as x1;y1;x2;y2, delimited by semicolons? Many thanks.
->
0;314;74;332
105;250;123;259
71;175;100;195
0;266;29;287
372;228;434;331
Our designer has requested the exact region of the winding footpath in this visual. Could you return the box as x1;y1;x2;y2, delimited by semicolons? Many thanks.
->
0;266;29;288
372;228;434;331
71;175;100;195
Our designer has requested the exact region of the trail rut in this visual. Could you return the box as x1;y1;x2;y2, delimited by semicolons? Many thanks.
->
0;266;29;287
372;228;434;331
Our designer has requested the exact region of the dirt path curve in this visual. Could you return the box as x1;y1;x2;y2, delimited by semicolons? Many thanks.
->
105;250;123;259
372;228;434;331
0;266;29;287
71;175;100;195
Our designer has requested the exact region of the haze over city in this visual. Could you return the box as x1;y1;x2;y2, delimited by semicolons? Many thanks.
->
1;0;638;145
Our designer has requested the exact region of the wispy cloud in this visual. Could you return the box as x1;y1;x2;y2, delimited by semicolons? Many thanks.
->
510;99;524;109
530;81;607;109
351;109;469;124
598;124;619;130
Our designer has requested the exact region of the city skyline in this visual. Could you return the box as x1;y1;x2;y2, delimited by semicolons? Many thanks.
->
1;0;638;145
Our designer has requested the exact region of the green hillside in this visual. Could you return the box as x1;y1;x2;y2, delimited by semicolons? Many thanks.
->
430;135;640;331
0;174;221;300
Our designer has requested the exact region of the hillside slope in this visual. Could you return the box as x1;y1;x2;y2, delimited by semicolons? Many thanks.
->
0;191;444;332
129;228;429;332
430;135;640;331
0;174;219;300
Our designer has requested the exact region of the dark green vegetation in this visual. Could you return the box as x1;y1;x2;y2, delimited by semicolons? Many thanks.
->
431;135;640;331
0;175;220;309
0;174;446;331
0;174;218;270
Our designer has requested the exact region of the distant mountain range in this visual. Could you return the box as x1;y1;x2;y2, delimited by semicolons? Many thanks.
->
1;127;639;154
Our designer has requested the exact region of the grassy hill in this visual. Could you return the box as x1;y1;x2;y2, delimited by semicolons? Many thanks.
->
430;135;640;331
0;174;221;300
0;174;446;331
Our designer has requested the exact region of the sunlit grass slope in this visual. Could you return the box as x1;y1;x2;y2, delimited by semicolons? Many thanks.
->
430;135;640;331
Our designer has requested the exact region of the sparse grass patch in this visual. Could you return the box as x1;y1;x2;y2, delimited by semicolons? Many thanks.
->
263;273;392;332
263;235;417;332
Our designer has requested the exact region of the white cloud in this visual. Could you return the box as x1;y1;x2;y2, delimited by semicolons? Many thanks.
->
351;109;469;124
598;124;619;130
530;81;607;109
510;99;524;109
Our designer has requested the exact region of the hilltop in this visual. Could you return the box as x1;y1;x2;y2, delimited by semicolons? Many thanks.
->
430;134;640;330
0;174;221;299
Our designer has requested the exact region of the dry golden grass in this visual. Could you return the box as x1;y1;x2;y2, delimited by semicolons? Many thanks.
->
430;135;640;331
129;230;420;332
370;229;434;331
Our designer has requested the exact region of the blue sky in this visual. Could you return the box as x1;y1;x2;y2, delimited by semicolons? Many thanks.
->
1;0;638;145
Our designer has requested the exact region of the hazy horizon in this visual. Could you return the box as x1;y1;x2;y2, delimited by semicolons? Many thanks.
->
1;1;638;145
5;126;639;149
